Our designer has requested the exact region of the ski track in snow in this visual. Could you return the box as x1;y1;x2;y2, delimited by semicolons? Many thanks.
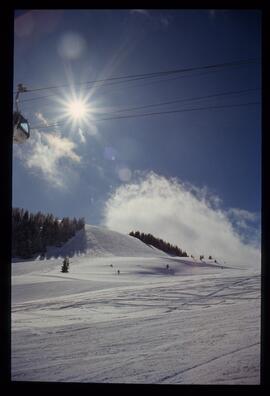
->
12;225;261;384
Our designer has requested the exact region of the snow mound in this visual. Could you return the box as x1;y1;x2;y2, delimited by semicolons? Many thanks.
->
47;224;170;259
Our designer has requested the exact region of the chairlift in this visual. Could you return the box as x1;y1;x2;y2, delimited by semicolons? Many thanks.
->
13;84;30;143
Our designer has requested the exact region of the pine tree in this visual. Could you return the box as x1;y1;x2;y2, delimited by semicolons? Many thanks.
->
61;257;69;273
129;230;188;257
12;208;87;259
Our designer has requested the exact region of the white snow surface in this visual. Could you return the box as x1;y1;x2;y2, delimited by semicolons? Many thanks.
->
12;225;261;384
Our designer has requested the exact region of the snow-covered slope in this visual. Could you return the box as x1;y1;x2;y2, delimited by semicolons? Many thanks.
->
11;224;261;384
45;224;170;259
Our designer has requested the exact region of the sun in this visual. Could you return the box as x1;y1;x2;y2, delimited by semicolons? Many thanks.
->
53;88;102;134
66;99;88;120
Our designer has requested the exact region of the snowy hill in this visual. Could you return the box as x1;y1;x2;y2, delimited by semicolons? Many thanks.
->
45;224;170;258
11;224;260;384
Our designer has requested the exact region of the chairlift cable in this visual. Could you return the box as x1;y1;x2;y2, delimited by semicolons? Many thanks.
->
30;101;260;129
19;68;260;105
29;87;260;126
13;58;260;95
96;88;260;115
81;101;261;122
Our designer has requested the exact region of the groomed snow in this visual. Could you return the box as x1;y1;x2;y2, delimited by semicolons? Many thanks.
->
12;225;261;384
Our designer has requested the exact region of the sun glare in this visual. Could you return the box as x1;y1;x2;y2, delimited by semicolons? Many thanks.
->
54;88;101;134
67;99;88;120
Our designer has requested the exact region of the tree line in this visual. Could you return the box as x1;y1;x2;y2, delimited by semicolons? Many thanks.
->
129;231;188;257
12;207;85;259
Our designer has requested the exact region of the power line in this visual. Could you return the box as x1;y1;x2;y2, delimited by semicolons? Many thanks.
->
14;58;260;95
30;101;260;130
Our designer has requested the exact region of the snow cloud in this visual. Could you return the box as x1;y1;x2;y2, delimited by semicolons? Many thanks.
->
103;172;260;268
14;128;81;188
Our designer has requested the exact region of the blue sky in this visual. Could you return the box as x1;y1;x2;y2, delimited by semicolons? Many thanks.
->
13;9;261;262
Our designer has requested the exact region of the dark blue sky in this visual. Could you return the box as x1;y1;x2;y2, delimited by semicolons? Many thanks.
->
13;9;261;226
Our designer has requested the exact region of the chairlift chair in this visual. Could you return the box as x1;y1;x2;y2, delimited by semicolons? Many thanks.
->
13;111;30;143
